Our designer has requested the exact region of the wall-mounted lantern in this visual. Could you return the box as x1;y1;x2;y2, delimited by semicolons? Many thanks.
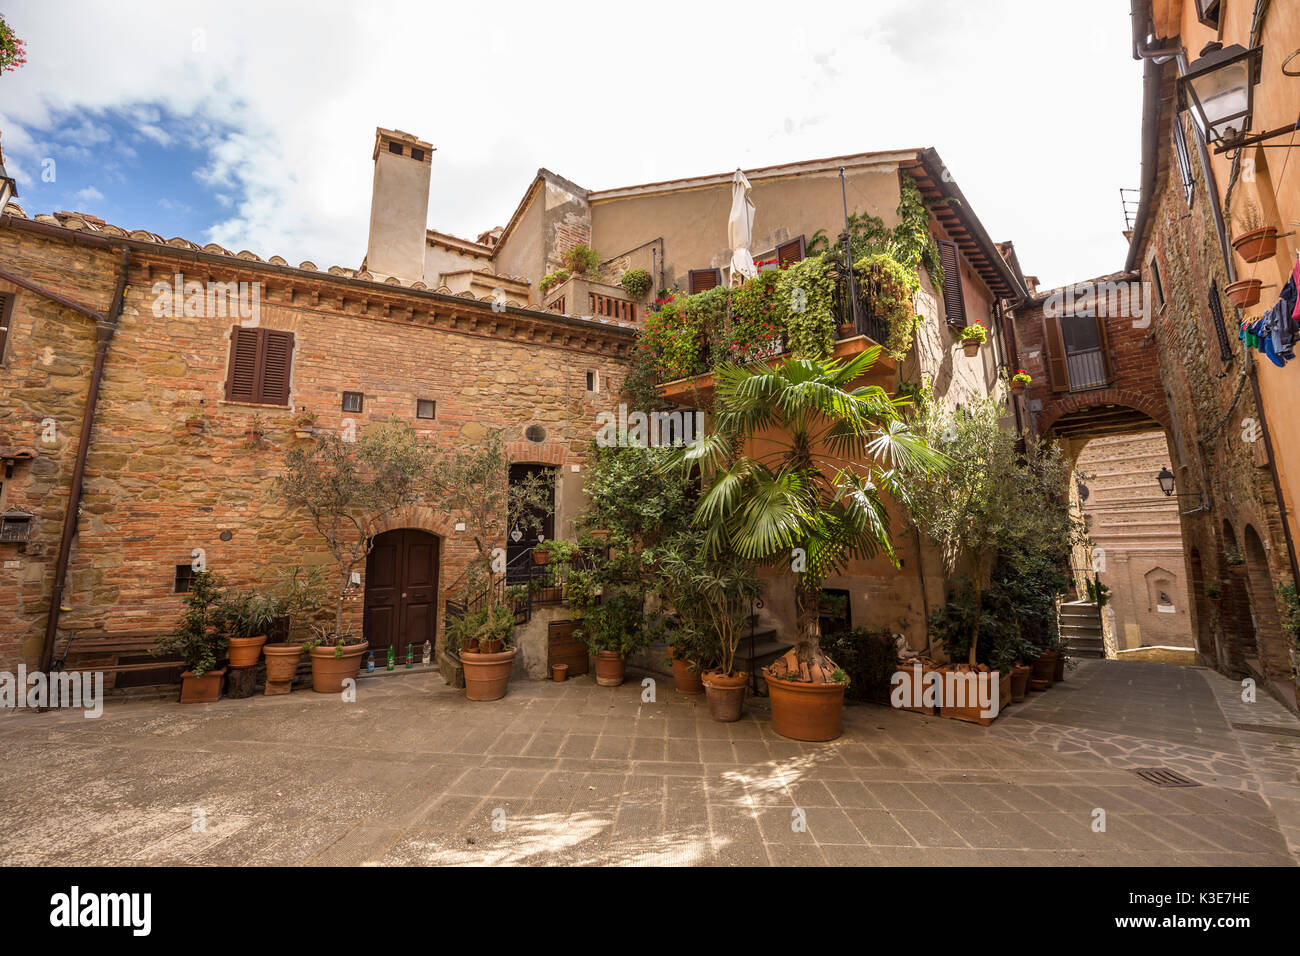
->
1156;467;1176;497
1177;42;1264;147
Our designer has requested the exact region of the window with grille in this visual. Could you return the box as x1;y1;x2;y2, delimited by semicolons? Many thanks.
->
1173;117;1195;204
1208;279;1233;362
342;391;363;413
174;564;195;594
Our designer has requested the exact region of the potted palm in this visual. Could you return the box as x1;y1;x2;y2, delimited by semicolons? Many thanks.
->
959;324;987;357
155;570;228;703
668;350;946;740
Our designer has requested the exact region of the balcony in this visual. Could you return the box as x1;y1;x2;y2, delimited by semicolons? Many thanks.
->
543;275;639;323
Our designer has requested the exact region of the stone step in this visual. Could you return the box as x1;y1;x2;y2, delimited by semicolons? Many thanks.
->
1061;622;1104;637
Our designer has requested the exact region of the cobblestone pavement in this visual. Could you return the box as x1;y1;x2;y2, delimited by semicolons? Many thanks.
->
0;659;1295;866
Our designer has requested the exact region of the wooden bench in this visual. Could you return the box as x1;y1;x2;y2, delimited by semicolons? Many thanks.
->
53;630;182;676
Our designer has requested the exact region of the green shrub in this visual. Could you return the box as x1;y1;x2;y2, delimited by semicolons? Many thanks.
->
539;269;570;294
620;268;653;299
561;244;601;277
774;255;836;359
155;570;228;676
855;251;921;360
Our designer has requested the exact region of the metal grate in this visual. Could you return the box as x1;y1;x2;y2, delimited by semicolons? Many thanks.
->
1133;767;1202;788
1208;279;1233;362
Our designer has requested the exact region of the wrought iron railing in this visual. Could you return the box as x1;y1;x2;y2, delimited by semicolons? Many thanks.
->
444;544;607;629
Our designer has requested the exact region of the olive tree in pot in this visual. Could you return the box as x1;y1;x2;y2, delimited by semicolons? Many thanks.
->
668;350;946;740
261;564;331;695
273;417;431;693
154;570;229;703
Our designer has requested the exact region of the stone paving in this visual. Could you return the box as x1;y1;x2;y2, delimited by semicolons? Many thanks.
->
0;659;1295;866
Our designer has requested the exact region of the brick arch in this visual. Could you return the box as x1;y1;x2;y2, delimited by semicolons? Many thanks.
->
372;504;458;539
505;439;568;466
1037;386;1172;437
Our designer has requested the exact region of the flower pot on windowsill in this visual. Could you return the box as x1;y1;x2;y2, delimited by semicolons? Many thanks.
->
1231;227;1279;264
961;339;982;357
1225;278;1263;308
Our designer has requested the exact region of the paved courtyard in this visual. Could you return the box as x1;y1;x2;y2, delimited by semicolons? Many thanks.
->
1;659;1297;866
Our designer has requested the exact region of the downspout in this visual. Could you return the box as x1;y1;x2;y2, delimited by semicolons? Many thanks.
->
38;247;132;676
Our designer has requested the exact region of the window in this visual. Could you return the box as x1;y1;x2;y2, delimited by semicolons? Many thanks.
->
0;511;31;543
173;564;195;594
1173;117;1195;204
0;292;12;362
936;239;967;327
1148;256;1165;310
688;269;722;294
416;399;436;419
1208;279;1233;362
342;391;364;413
1195;0;1221;29
389;141;403;155
225;327;295;406
585;370;597;392
524;424;547;443
411;148;424;162
776;236;807;268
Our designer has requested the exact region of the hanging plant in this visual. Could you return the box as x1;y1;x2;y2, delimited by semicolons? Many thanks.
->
855;251;921;361
620;268;653;300
775;255;836;359
0;15;27;74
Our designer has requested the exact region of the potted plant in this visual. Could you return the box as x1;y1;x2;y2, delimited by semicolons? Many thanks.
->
1206;584;1221;600
293;409;317;439
668;350;946;741
261;564;329;695
620;267;653;301
561;243;602;279
1010;370;1031;396
1231;201;1278;263
244;412;267;448
959;324;987;357
154;570;228;703
576;589;647;687
1225;278;1263;308
449;601;518;701
273;418;433;693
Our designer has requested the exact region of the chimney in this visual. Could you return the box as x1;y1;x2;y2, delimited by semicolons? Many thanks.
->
364;127;434;283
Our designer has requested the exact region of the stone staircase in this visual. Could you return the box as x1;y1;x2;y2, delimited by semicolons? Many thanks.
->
1060;600;1106;659
733;617;793;696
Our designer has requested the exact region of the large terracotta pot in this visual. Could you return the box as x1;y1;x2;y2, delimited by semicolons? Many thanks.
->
672;657;705;695
263;643;304;695
308;641;369;694
594;650;626;687
701;670;747;721
998;669;1012;710
1053;653;1066;682
1009;664;1031;702
1031;651;1057;686
179;668;226;703
764;673;846;741
937;665;1000;726
462;647;517;701
1232;226;1278;263
227;634;267;668
1225;278;1262;308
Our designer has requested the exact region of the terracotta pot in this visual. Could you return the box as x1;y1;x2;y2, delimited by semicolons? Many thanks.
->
308;641;369;694
462;647;517;701
227;634;267;668
552;663;568;682
1225;278;1262;308
179;668;225;703
672;657;705;695
702;670;747;721
998;669;1013;709
1011;381;1027;395
1053;653;1066;682
263;643;304;695
1031;651;1057;685
1009;664;1031;702
594;650;626;687
937;665;1000;726
1231;226;1278;263
481;639;503;654
961;339;981;357
533;550;551;565
764;672;846;741
837;323;857;339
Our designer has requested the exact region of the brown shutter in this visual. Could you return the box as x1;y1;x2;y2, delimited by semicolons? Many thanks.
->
1042;313;1069;392
0;293;12;361
937;240;966;327
260;330;294;405
1094;314;1114;385
776;236;806;268
688;269;721;294
225;326;261;402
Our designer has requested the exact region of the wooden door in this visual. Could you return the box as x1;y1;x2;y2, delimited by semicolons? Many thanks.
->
364;529;439;663
506;463;556;581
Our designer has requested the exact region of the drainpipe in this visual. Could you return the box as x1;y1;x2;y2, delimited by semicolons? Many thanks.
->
38;247;132;676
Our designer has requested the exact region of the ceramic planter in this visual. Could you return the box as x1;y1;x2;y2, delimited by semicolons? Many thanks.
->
1030;651;1057;686
1053;653;1066;682
764;672;846;741
308;641;369;694
552;663;568;682
1231;227;1278;263
937;665;1000;726
462;647;517;701
701;670;747;722
532;549;551;565
594;650;626;687
1009;664;1031;702
961;339;982;357
227;634;267;668
671;657;705;695
179;668;226;703
262;643;305;695
1225;278;1262;308
1011;381;1027;396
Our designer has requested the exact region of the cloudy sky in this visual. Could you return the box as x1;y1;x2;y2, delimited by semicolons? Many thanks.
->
1;0;1140;289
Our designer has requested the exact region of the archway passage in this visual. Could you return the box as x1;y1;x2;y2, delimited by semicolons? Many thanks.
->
364;528;439;664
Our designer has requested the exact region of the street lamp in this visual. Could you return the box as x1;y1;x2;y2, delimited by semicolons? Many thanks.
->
1156;467;1176;497
1177;42;1264;147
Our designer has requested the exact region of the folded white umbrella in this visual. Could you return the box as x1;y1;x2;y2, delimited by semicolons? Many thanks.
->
728;169;758;285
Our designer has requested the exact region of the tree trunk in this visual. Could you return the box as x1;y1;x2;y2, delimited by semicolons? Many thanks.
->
792;579;832;681
969;579;982;666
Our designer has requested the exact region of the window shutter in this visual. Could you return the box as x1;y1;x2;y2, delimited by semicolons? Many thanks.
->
226;327;261;402
260;330;294;405
688;269;722;294
937;240;966;327
0;293;12;360
1094;314;1115;385
776;236;806;268
1043;313;1069;392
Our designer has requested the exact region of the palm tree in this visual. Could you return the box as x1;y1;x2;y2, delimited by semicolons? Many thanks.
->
668;348;947;680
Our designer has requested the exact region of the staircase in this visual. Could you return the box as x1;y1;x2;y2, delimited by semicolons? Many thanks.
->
733;616;793;696
1060;600;1106;659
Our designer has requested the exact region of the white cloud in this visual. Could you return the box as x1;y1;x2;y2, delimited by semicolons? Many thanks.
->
71;185;103;204
0;0;1141;286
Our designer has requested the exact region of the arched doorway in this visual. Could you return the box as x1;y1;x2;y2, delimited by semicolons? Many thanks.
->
1220;521;1258;667
364;528;440;664
1242;524;1284;669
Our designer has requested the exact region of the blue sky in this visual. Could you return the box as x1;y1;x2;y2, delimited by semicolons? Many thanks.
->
0;0;1143;287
